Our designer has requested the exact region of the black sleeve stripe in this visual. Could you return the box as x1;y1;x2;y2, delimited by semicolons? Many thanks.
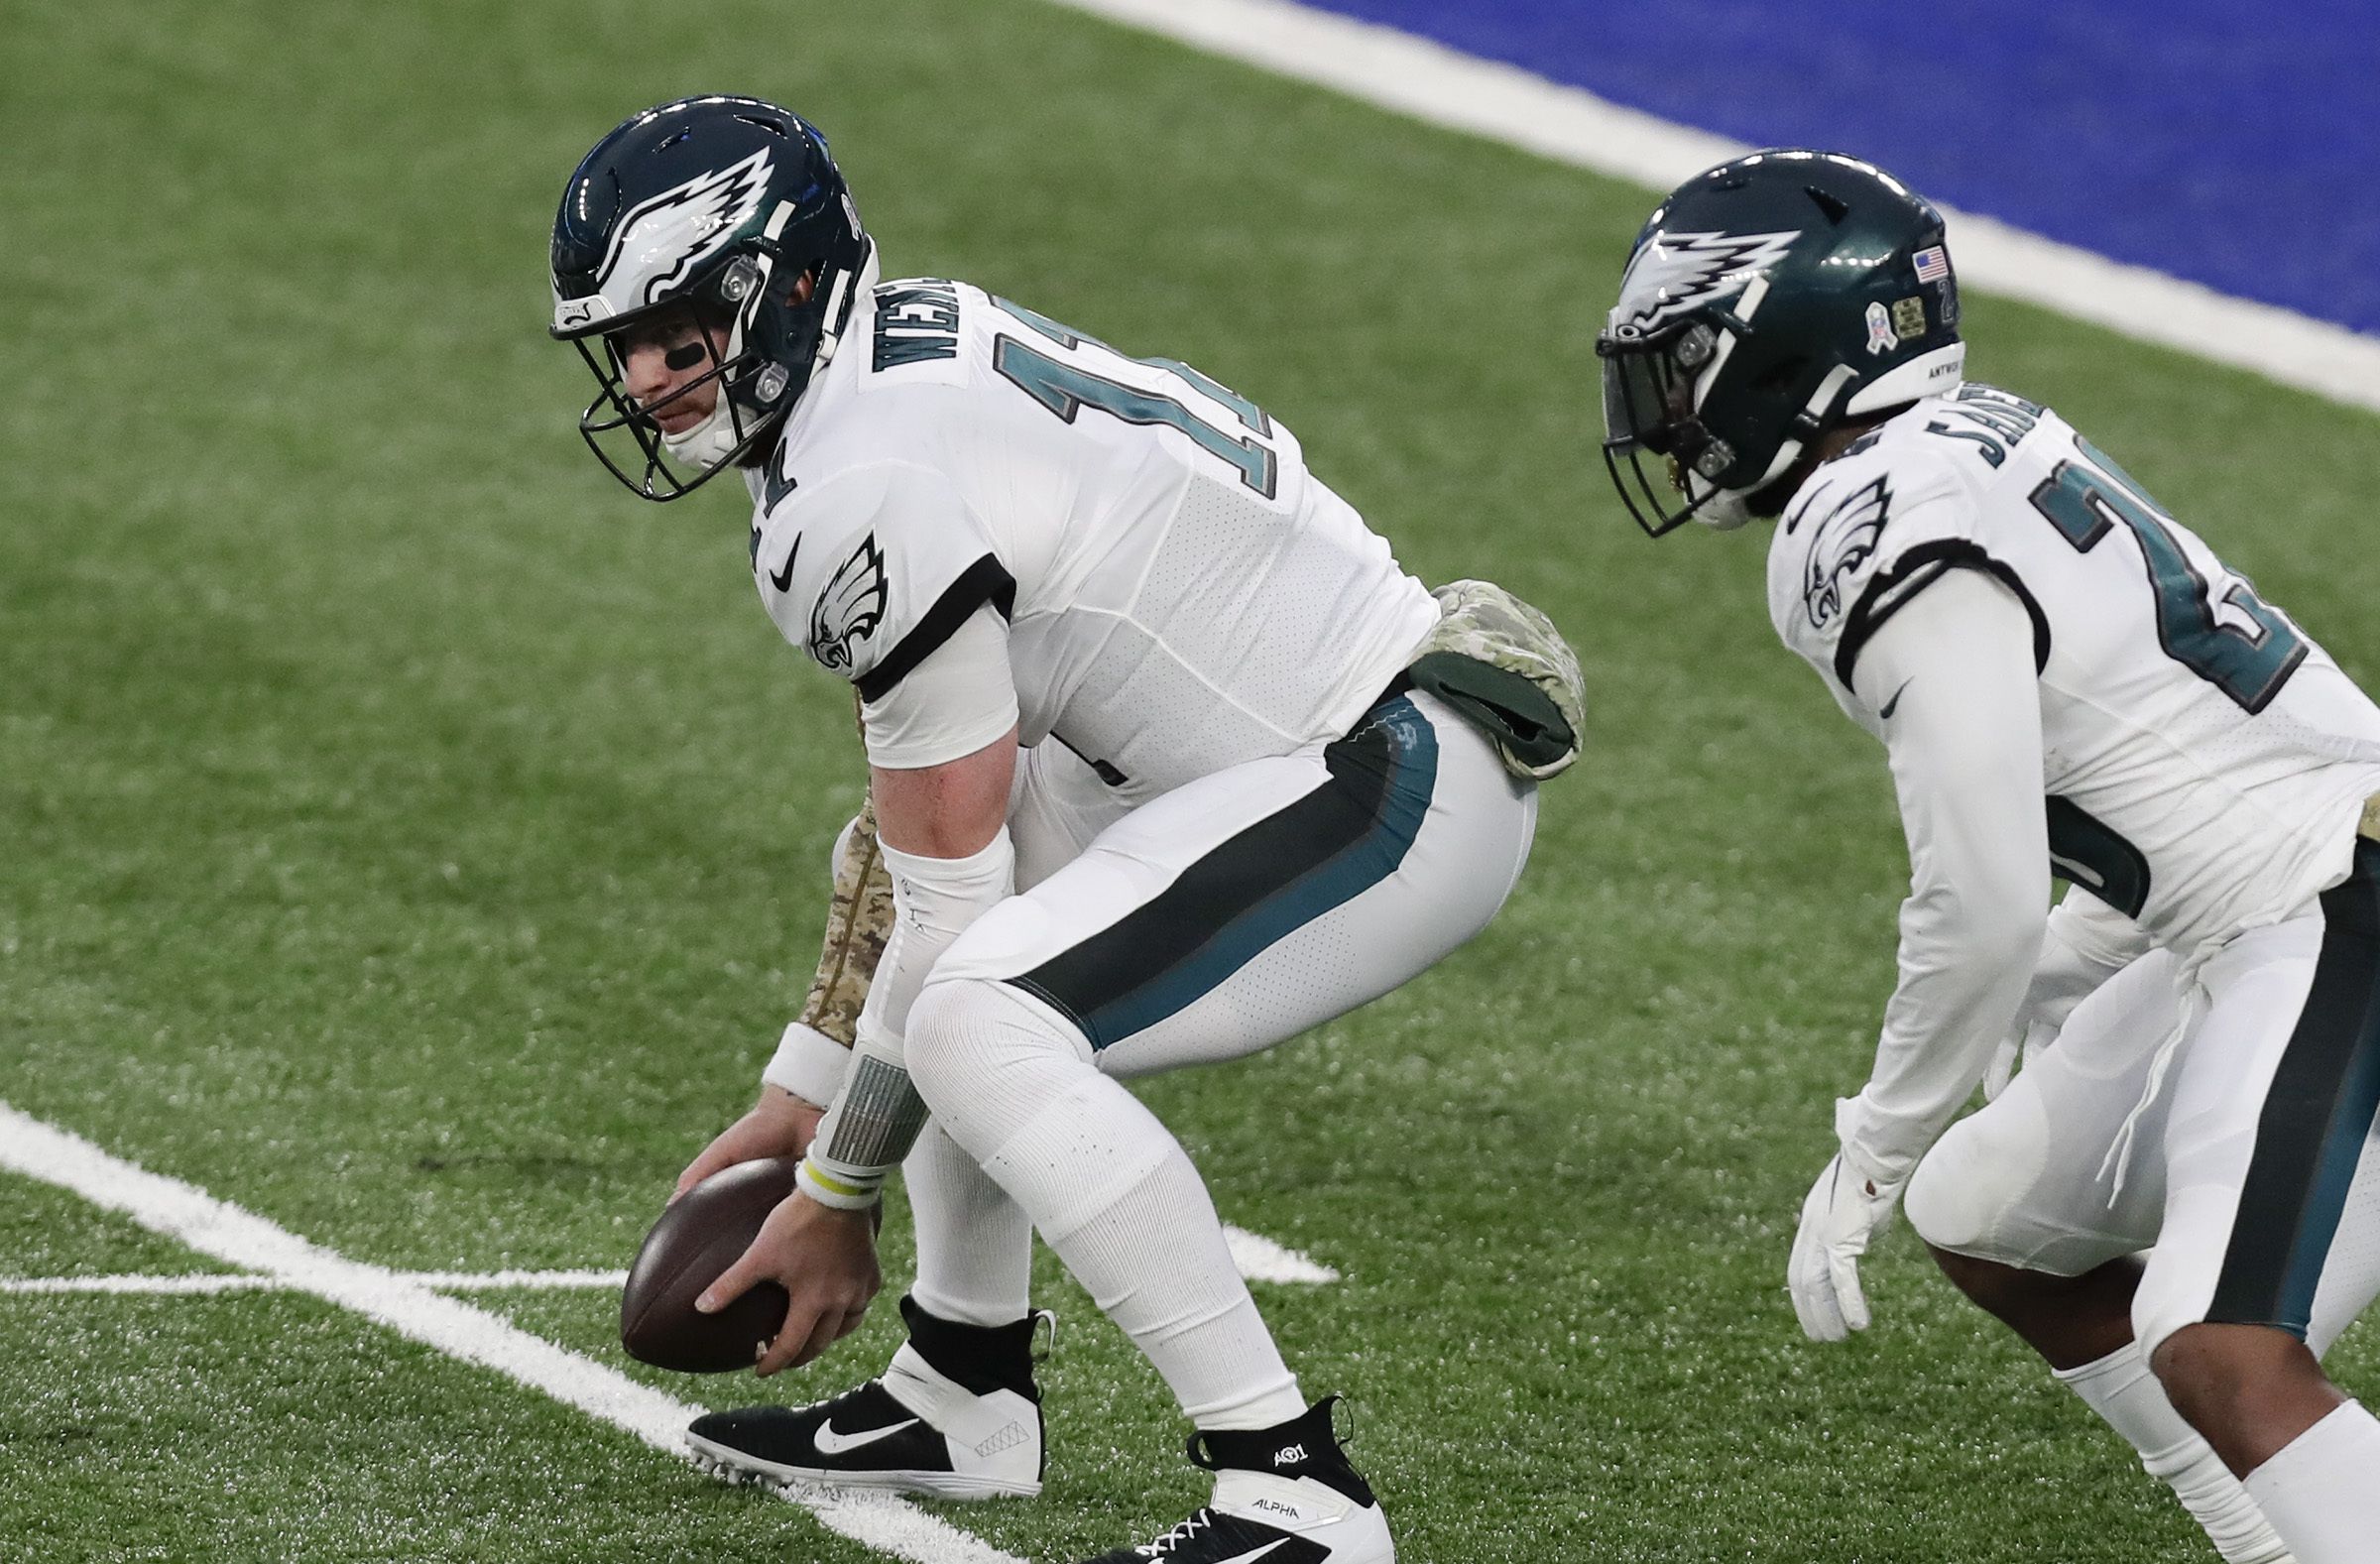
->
1833;540;2051;692
854;553;1016;705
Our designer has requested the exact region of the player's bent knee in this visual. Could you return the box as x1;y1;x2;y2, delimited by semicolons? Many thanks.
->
2147;1321;2329;1443
1905;1112;2027;1261
903;976;1091;1115
902;980;996;1108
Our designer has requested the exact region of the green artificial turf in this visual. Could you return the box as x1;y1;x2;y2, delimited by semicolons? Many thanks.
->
0;1288;897;1563
0;1171;237;1281
4;0;2378;1558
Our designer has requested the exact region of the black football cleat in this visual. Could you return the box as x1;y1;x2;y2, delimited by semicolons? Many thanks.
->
685;1295;1045;1500
1082;1396;1394;1563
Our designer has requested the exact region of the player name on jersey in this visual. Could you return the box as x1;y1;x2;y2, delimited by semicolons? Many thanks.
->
873;280;962;371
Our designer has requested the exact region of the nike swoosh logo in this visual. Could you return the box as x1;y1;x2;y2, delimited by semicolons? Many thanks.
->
1877;677;1912;720
811;1415;918;1456
1209;1543;1289;1564
767;536;800;593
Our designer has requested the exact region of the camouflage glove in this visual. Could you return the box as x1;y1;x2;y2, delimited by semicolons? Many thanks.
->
1407;579;1587;781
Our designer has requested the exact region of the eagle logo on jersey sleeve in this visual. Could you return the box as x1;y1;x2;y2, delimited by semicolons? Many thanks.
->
808;534;890;672
1800;475;1892;630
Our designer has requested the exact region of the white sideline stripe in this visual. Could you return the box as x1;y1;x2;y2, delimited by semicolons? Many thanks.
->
1041;0;2380;416
0;1103;1026;1564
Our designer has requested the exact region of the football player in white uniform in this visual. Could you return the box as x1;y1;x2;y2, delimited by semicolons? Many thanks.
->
548;97;1580;1564
1596;150;2380;1562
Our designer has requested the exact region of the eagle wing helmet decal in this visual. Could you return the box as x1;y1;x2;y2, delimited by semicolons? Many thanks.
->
809;535;890;671
1802;475;1892;629
1615;227;1804;334
596;146;776;307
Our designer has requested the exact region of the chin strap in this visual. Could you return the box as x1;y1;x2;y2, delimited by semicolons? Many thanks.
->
810;237;874;372
658;202;797;471
658;399;743;469
671;228;873;472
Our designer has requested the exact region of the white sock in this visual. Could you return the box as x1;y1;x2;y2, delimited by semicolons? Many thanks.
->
2058;1343;2293;1564
909;980;1305;1430
902;1121;1032;1328
2245;1400;2380;1564
985;1076;1305;1429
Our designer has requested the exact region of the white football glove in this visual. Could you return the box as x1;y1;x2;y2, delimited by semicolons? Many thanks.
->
1788;1142;1907;1343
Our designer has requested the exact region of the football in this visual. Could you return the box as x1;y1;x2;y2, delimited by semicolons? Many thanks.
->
625;1156;875;1373
621;1156;887;1372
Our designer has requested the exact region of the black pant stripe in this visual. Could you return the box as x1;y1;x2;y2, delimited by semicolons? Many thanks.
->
1007;697;1424;1050
2207;840;2380;1336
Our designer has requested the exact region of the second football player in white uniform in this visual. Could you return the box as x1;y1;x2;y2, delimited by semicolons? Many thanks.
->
548;96;1581;1564
1598;150;2380;1561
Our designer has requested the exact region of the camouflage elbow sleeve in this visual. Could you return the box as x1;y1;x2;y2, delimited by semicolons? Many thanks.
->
798;797;896;1047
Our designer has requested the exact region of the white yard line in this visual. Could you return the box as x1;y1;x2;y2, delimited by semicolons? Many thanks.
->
399;1265;634;1290
1;1239;1335;1293
1;1103;1342;1557
1043;0;2380;417
0;1102;1027;1564
0;1272;283;1295
1225;1225;1340;1284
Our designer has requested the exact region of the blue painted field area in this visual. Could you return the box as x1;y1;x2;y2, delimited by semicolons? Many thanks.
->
1303;0;2380;336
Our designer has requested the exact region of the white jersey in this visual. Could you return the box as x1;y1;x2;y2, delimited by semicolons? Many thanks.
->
744;277;1438;795
1770;383;2380;956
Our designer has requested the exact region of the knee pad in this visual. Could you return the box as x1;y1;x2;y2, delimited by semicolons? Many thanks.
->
904;977;1094;1125
902;979;997;1108
1905;1099;2048;1263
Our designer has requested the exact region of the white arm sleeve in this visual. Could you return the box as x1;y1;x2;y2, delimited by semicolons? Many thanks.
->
1837;566;2051;1182
864;831;1015;1043
859;605;1019;771
800;825;1015;1207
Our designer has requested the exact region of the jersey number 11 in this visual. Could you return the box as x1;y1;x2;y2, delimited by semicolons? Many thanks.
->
990;298;1279;499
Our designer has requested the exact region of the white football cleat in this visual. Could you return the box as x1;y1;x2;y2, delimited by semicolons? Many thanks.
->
1080;1396;1394;1563
685;1296;1045;1500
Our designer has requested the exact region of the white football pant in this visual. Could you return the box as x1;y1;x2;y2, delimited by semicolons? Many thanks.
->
898;689;1536;1427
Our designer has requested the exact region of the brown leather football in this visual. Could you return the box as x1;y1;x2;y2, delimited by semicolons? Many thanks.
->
620;1156;804;1373
620;1156;885;1373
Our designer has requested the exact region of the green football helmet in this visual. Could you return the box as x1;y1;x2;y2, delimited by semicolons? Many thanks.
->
1597;150;1965;537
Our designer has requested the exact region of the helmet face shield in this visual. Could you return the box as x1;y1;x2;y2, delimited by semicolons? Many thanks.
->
564;293;773;501
1599;337;1674;455
1596;319;1732;537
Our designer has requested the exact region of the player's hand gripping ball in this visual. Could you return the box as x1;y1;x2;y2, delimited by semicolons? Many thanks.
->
621;1157;880;1373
